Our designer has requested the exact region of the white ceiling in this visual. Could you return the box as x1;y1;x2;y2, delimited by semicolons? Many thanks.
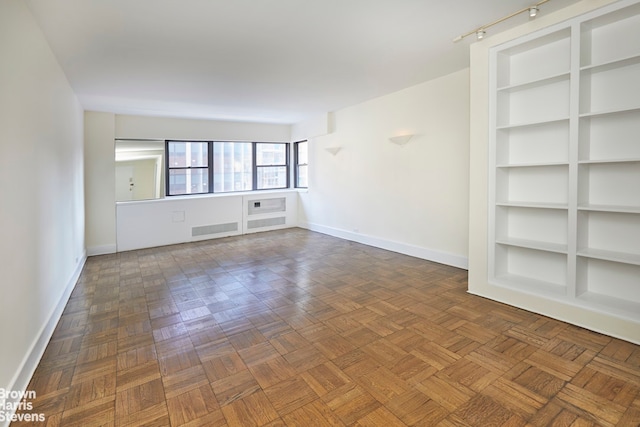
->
26;0;581;124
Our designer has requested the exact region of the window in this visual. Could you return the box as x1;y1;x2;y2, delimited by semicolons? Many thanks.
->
213;142;252;193
166;140;290;196
167;141;210;195
256;143;289;190
294;141;308;188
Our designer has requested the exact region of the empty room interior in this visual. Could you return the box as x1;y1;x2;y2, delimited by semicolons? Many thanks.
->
2;0;640;425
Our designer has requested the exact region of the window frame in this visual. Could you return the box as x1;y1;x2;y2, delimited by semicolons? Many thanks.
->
294;140;309;189
254;142;290;190
165;140;212;196
165;140;291;196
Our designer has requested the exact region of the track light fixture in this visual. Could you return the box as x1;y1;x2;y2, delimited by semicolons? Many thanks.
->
453;0;550;42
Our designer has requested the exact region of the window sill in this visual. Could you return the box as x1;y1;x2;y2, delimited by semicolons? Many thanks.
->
116;188;302;206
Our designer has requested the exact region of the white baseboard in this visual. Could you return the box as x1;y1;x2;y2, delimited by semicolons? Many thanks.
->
87;244;116;256
300;222;468;270
2;253;86;427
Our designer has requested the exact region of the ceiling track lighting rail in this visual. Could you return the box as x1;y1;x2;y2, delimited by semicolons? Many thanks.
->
453;0;550;42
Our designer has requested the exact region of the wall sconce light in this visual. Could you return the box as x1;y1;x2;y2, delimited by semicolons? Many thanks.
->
389;134;414;146
529;6;538;17
476;29;486;40
325;146;342;155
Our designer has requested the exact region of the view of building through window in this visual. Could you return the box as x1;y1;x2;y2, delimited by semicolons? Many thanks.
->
167;141;209;195
257;143;288;190
166;141;290;196
213;142;252;193
295;141;308;188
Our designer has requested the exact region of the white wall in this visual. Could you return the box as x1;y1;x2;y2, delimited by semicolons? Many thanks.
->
114;114;291;142
116;191;298;251
294;69;470;269
85;111;116;255
84;113;292;255
0;0;85;413
468;0;640;344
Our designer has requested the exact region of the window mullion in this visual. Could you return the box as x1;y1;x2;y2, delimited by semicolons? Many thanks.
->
252;142;258;190
286;143;291;188
165;140;170;196
208;141;214;193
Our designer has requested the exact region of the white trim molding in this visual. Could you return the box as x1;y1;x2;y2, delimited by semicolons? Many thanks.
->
300;221;468;270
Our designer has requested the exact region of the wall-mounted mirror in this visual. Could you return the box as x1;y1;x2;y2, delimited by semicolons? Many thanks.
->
115;139;165;201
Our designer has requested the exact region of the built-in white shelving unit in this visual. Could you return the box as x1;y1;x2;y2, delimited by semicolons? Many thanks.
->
489;0;640;321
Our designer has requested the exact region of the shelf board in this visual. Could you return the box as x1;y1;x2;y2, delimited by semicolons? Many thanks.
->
580;53;640;74
578;158;640;165
497;117;570;130
497;238;568;254
579;106;640;119
577;292;640;320
497;201;568;210
578;248;640;265
497;161;569;168
497;71;570;93
493;273;567;296
577;204;640;214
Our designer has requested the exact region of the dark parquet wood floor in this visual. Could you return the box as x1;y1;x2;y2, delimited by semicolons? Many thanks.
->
13;228;640;426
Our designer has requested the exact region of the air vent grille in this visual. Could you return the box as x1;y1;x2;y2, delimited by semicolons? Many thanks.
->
248;198;286;215
247;217;286;229
192;222;238;237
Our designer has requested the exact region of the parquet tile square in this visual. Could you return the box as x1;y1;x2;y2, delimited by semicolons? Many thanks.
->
28;367;74;397
202;352;247;383
411;341;461;370
601;339;640;366
439;333;482;357
117;344;157;372
116;360;161;392
60;397;116;427
117;333;155;355
158;348;201;376
64;374;116;411
333;349;381;378
281;400;345;426
70;357;117;386
416;373;475;412
355;366;411;403
557;383;628;426
220;390;279;426
210;369;261;406
441;357;498;392
11;229;640;426
115;378;167;426
152;322;188;343
165;384;219;426
268;331;309;355
507;363;566;399
263;376;318;415
450;394;524;427
237;341;281;367
322;383;381;425
161;364;209;399
353;406;406;426
482;377;548;419
282;345;329;373
248;356;297;389
314;335;358;360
